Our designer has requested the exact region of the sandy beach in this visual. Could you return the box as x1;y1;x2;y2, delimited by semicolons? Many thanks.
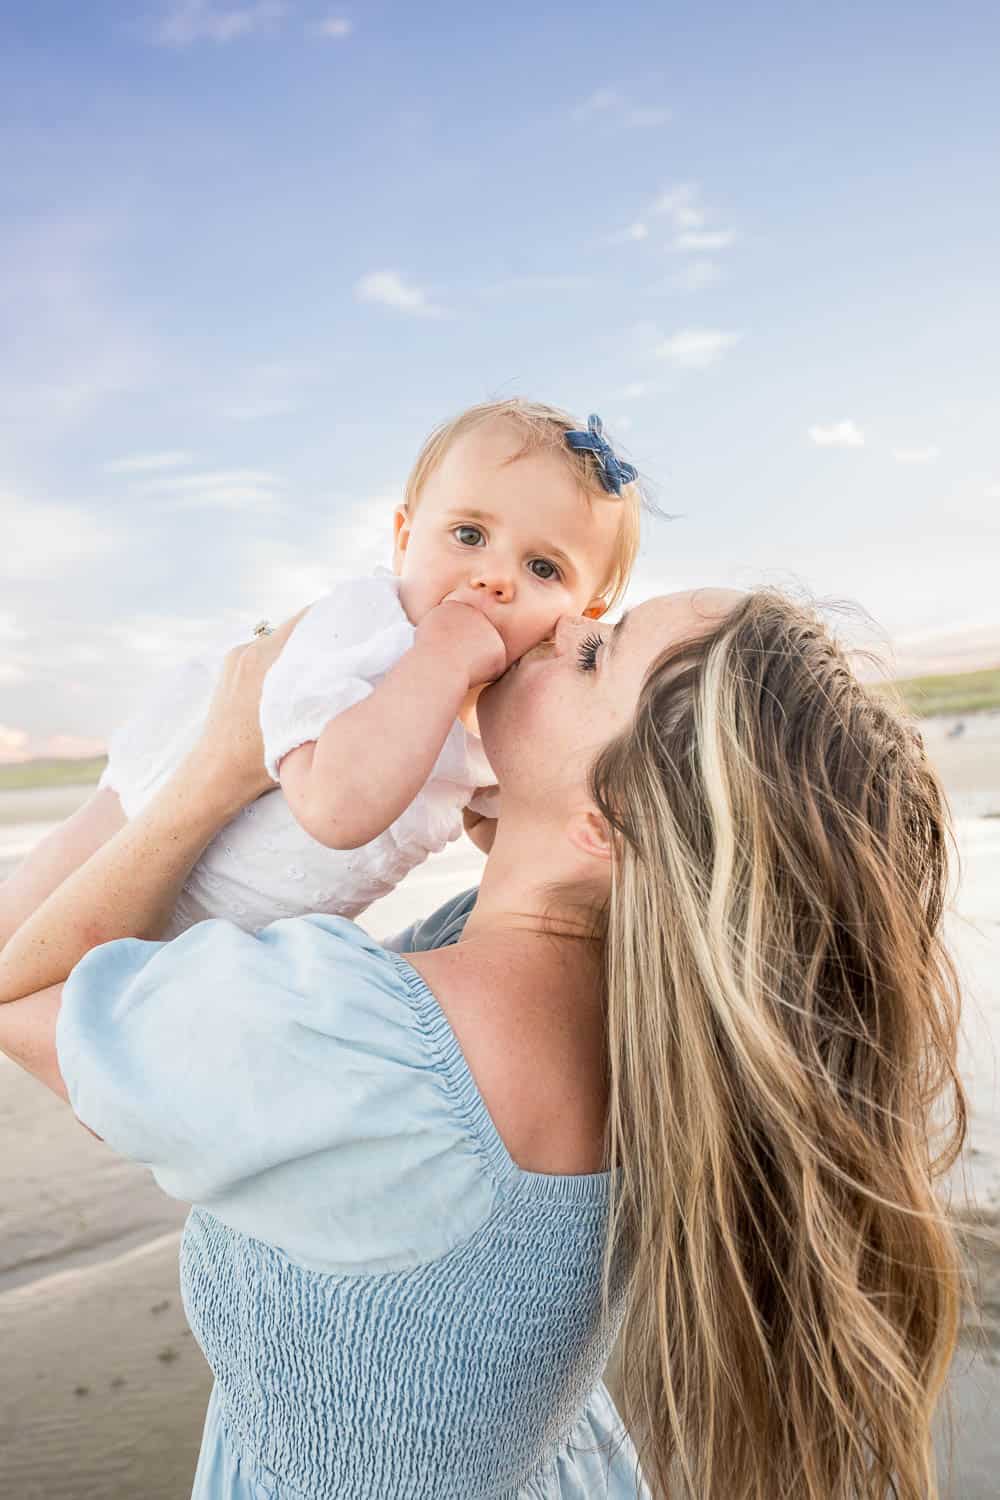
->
1;719;998;1499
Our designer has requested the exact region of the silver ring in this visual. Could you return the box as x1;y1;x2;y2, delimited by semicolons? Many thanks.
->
252;619;274;638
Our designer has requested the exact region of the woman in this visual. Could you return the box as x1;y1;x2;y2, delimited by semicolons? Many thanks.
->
0;588;967;1499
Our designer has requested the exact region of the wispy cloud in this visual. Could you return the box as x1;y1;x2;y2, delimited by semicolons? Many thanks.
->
607;221;649;245
651;184;705;231
651;185;737;253
623;107;671;128
138;469;285;510
241;489;399;612
309;14;353;39
572;88;669;129
480;274;593;297
225;396;297;421
892;446;941;463
656;328;742;369
808;420;865;448
154;1;288;46
0;492;114;581
614;382;650;400
669;259;722;291
672;229;737;252
355;270;446;318
571;87;620;122
104;451;194;474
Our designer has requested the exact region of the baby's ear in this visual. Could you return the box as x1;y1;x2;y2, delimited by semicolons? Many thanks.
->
392;504;411;573
583;597;608;620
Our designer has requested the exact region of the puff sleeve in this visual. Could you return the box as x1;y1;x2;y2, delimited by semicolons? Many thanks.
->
55;914;498;1275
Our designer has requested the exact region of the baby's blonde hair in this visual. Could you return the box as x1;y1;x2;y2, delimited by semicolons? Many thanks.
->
403;397;642;609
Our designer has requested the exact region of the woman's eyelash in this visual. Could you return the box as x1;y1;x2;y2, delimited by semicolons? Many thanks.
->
577;633;602;672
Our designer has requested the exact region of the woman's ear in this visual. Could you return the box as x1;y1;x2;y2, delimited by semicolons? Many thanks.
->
583;597;608;620
392;505;411;575
566;808;613;864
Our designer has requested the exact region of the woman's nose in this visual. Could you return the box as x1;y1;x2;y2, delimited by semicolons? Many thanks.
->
553;615;589;653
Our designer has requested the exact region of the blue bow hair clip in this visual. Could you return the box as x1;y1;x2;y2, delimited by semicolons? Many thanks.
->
564;413;638;496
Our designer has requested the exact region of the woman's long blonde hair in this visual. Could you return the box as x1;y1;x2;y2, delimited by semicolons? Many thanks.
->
593;590;968;1499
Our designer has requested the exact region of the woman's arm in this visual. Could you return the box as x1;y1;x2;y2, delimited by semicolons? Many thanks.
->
0;768;243;1010
0;787;126;950
0;622;297;1086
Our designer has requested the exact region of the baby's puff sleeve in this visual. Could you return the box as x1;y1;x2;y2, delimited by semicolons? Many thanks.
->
259;577;415;781
55;915;498;1274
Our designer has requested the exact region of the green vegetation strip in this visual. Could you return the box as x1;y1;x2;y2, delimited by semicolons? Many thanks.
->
2;662;999;794
0;757;108;792
881;666;1000;719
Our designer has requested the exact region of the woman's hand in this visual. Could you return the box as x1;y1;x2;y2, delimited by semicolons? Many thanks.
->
181;611;307;818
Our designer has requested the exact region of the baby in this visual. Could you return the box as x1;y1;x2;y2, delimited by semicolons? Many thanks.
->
98;399;641;937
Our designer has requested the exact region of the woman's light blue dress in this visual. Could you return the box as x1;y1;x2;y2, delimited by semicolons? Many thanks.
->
56;892;648;1498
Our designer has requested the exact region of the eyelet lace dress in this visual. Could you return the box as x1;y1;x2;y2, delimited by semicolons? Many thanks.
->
56;893;649;1498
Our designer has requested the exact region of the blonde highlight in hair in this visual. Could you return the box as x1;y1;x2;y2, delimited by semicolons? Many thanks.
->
594;590;968;1499
403;397;642;608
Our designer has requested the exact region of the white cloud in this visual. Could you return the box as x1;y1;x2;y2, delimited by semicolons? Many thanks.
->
614;382;649;400
656;328;742;369
808;420;865;448
355;270;446;318
607;222;649;245
651;184;705;231
0;215;158;444
892;446;941;463
623;108;671;128
985;483;1000;499
481;274;593;296
672;229;737;252
154;1;287;45
224;396;297;421
138;468;285;510
241;489;398;613
104;451;194;474
310;15;353;39
671;259;721;291
142;468;281;491
573;90;669;129
572;88;620;121
0;492;113;581
107;611;249;670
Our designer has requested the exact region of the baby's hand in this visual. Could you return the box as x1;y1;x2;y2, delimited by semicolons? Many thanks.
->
415;601;507;688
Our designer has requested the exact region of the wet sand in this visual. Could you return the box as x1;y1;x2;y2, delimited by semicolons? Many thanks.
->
1;720;998;1498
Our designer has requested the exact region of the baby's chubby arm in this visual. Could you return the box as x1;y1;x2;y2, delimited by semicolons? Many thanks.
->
279;601;506;851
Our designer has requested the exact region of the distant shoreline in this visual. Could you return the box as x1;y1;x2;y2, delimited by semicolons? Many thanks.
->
0;757;107;794
2;661;998;794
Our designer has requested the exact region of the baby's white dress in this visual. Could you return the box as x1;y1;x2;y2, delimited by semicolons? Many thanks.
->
100;571;497;939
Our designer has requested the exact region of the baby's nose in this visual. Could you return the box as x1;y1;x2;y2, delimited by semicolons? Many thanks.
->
472;571;514;603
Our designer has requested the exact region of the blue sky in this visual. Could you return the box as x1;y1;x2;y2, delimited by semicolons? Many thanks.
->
2;0;999;758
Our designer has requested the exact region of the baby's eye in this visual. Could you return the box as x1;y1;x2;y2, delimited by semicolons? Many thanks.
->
528;558;560;582
454;525;485;547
